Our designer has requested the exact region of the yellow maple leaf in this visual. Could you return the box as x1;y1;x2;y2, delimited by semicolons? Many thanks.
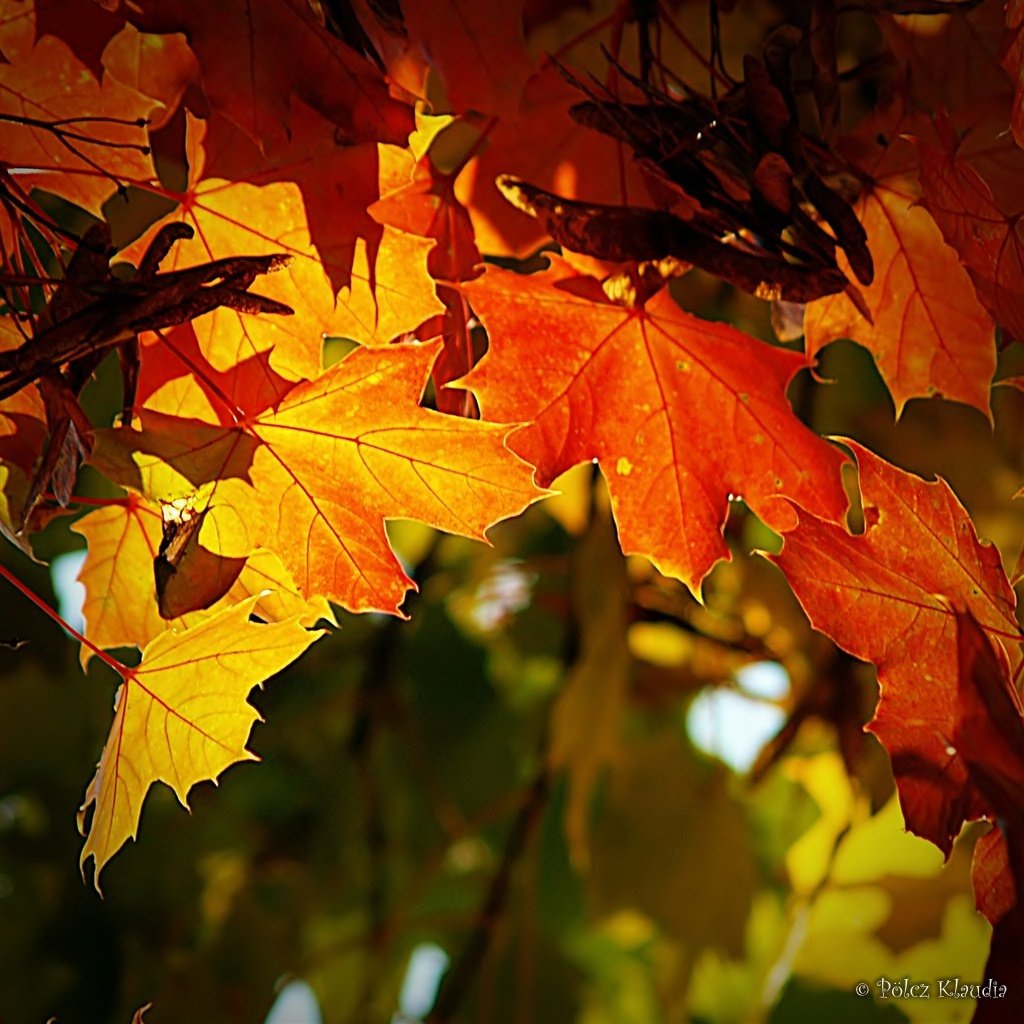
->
72;494;334;667
78;595;320;888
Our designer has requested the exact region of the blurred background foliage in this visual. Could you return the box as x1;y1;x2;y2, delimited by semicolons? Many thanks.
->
2;318;1023;1024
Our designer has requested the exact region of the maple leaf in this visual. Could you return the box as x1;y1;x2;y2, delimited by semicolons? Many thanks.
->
952;608;1024;1023
72;493;333;666
71;496;168;663
77;594;321;888
200;100;443;339
0;318;47;541
5;0;1024;1005
454;62;651;258
125;0;412;151
356;0;652;258
100;24;201;131
370;145;482;284
124;111;442;407
1004;0;1024;148
771;441;1021;856
370;144;483;413
953;608;1024;831
378;0;695;257
803;108;995;418
0;221;298;534
131;322;298;426
917;112;1024;345
973;824;1015;930
953;610;1024;918
31;0;127;80
879;0;1012;117
90;342;544;614
462;257;849;594
400;0;535;121
416;293;483;418
119;115;331;391
0;0;157;215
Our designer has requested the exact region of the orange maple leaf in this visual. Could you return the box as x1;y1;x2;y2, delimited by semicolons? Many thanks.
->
371;145;483;414
120;116;325;388
0;0;157;215
371;144;482;284
463;257;850;594
90;342;544;613
132;322;298;425
771;441;1021;856
30;0;127;79
78;595;320;888
101;24;201;131
454;62;649;258
803;108;995;418
200;100;444;338
123;111;442;407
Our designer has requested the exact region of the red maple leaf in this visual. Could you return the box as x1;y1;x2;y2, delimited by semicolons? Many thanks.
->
400;0;535;122
366;0;648;258
917;110;1024;345
464;257;849;593
31;0;126;79
878;0;1011;121
125;0;412;150
772;441;1021;855
1003;0;1024;148
952;608;1024;1022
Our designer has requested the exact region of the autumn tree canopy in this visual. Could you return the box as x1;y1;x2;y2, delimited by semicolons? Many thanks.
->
1;0;1024;1021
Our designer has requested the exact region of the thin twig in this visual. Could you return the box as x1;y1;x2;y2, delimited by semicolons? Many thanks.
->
425;766;550;1024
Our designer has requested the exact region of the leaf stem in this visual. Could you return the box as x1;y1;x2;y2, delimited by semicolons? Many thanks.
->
153;328;246;424
656;0;733;90
0;561;126;678
39;493;132;508
548;9;622;62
